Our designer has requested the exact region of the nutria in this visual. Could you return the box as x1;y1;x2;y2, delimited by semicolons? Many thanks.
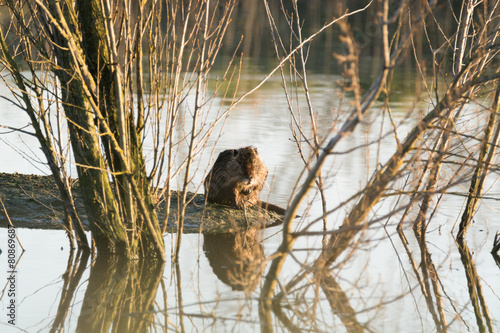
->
204;146;268;209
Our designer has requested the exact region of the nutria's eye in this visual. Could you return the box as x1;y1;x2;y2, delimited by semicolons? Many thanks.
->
232;149;238;157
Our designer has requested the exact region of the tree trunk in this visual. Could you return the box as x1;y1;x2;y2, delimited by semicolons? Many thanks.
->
45;0;164;258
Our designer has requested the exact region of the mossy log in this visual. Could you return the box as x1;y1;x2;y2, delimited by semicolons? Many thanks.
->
0;173;283;233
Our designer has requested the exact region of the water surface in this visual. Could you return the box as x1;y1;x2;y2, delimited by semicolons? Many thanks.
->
1;69;499;332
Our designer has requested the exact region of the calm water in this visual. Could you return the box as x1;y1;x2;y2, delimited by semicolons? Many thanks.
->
1;68;500;332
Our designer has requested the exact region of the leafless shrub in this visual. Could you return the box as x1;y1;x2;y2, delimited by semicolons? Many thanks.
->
257;0;500;330
0;0;239;259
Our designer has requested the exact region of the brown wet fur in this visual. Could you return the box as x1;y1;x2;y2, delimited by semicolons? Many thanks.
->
204;147;268;209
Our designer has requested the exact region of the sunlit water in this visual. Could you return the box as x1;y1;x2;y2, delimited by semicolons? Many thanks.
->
1;68;500;332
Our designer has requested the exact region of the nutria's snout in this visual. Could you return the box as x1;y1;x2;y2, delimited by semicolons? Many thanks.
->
204;146;268;209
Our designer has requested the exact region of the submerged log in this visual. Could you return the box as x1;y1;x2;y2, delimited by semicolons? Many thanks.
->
161;191;283;233
0;172;283;233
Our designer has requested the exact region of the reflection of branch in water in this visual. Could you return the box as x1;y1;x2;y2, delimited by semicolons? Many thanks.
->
262;265;369;332
76;255;164;332
174;261;185;333
415;230;448;332
397;228;449;332
271;301;303;333
260;239;368;332
319;272;365;333
203;228;265;293
50;249;90;333
160;279;170;331
492;231;500;256
492;253;500;269
493;232;500;269
456;238;494;333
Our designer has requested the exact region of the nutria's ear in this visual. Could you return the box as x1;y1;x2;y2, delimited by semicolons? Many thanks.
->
253;147;258;153
232;149;238;157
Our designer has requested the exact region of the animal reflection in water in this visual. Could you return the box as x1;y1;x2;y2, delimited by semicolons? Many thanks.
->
203;228;265;293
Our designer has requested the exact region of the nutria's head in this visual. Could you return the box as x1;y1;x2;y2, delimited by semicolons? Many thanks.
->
233;146;267;189
204;146;268;208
